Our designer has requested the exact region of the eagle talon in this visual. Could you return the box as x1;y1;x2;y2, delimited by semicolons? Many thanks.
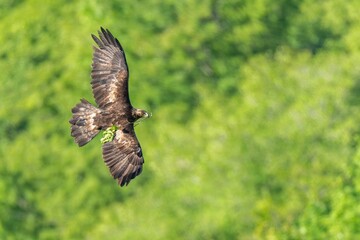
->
100;126;118;144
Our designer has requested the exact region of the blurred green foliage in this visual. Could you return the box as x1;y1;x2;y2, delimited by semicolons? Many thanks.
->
1;0;360;239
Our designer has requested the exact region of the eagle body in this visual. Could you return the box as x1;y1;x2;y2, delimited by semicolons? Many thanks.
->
69;28;150;187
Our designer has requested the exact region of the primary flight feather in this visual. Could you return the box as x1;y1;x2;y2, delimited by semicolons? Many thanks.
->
69;27;150;187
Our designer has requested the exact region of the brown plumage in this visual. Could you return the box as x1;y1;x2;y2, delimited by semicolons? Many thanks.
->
69;27;150;187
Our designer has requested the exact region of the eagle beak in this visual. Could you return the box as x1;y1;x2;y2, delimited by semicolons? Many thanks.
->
145;112;152;118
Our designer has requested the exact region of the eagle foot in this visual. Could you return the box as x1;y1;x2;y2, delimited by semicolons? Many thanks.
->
100;126;118;144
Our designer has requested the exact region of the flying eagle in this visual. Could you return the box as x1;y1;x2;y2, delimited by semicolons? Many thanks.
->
69;27;150;187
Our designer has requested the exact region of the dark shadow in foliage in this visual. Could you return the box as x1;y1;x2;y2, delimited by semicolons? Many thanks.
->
0;0;25;20
347;76;360;107
346;76;360;149
0;170;56;239
0;118;29;141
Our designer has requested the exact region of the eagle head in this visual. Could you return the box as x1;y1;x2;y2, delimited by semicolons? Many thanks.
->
132;108;151;121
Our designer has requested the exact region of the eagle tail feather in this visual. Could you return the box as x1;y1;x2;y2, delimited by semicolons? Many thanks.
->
69;98;101;147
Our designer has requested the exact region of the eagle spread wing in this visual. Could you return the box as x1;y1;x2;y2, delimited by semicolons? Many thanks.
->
102;129;144;186
91;28;144;186
91;27;131;109
70;27;149;187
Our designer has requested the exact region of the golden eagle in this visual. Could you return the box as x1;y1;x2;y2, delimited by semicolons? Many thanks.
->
69;28;150;187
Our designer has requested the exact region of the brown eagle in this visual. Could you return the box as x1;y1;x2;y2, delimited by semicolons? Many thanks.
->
69;27;150;187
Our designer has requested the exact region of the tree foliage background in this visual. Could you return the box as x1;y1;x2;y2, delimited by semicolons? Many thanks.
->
1;0;360;239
